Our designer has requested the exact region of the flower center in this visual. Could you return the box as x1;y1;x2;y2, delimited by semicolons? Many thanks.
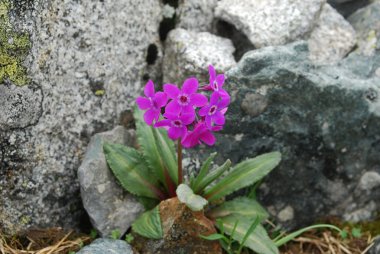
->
178;94;190;106
172;120;182;128
208;105;217;115
213;81;219;91
149;97;158;109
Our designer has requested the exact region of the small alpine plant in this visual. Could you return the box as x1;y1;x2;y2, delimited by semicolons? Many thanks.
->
104;65;283;254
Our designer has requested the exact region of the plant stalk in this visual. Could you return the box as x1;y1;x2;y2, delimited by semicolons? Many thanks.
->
178;139;183;185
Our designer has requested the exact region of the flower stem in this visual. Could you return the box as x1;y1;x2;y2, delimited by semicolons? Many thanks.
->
178;138;183;185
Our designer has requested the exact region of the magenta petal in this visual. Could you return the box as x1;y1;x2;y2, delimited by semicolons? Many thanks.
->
136;97;151;110
205;116;212;129
198;105;209;116
144;109;157;125
155;119;170;128
218;93;230;108
144;80;155;97
190;93;208;107
164;84;180;99
182;78;199;94
210;92;220;105
214;112;225;125
212;125;223;131
200;131;216;146
163;112;178;120
220;107;228;115
168;127;185;140
216;74;225;87
209;65;216;82
180;113;195;125
154;92;168;108
165;100;181;115
182;105;195;116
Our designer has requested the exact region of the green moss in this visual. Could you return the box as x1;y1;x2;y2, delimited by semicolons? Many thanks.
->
0;0;31;86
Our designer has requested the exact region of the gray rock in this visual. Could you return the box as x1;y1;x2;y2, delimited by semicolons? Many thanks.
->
176;0;217;32
215;0;325;48
308;4;356;64
163;28;236;84
1;0;162;234
328;0;372;17
348;1;380;56
0;81;42;130
369;236;380;254
211;41;380;229
76;238;133;254
78;126;143;237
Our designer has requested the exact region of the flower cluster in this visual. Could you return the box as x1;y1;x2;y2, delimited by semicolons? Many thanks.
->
136;65;230;148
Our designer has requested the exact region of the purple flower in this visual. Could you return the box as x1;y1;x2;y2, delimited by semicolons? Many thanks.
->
136;80;168;125
204;65;229;99
181;122;222;148
164;78;207;117
155;113;194;140
199;92;229;129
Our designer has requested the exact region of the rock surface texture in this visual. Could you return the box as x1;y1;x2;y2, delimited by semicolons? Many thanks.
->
176;0;217;32
348;1;380;56
132;197;222;254
0;0;162;233
78;126;143;237
309;4;356;64
163;28;236;84
75;238;133;254
212;41;380;228
214;0;325;48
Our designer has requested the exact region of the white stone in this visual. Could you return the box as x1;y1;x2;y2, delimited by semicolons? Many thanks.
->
215;0;325;48
278;205;294;222
163;28;236;84
359;171;380;191
309;4;356;64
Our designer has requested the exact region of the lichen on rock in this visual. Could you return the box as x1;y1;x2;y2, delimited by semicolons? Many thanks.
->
0;0;30;86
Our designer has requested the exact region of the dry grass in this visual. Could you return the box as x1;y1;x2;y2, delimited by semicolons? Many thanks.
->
0;228;91;254
280;230;375;254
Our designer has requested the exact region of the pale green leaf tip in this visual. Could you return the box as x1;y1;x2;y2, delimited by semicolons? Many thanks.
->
176;184;208;211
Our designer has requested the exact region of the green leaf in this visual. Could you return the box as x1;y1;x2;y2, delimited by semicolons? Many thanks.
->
137;196;160;210
274;224;342;247
176;184;208;211
340;229;348;239
134;108;178;188
238;216;261;253
103;142;162;199
194;159;231;194
204;152;281;202
111;229;121;239
207;197;269;221
352;227;362;238
217;215;279;254
191;152;217;190
125;233;134;243
199;233;228;241
132;206;163;239
90;229;97;239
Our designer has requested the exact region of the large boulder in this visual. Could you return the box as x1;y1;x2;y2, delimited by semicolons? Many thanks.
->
163;28;236;84
210;41;380;228
0;0;162;234
348;1;380;56
176;0;217;32
78;126;143;237
308;3;356;64
215;0;325;48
